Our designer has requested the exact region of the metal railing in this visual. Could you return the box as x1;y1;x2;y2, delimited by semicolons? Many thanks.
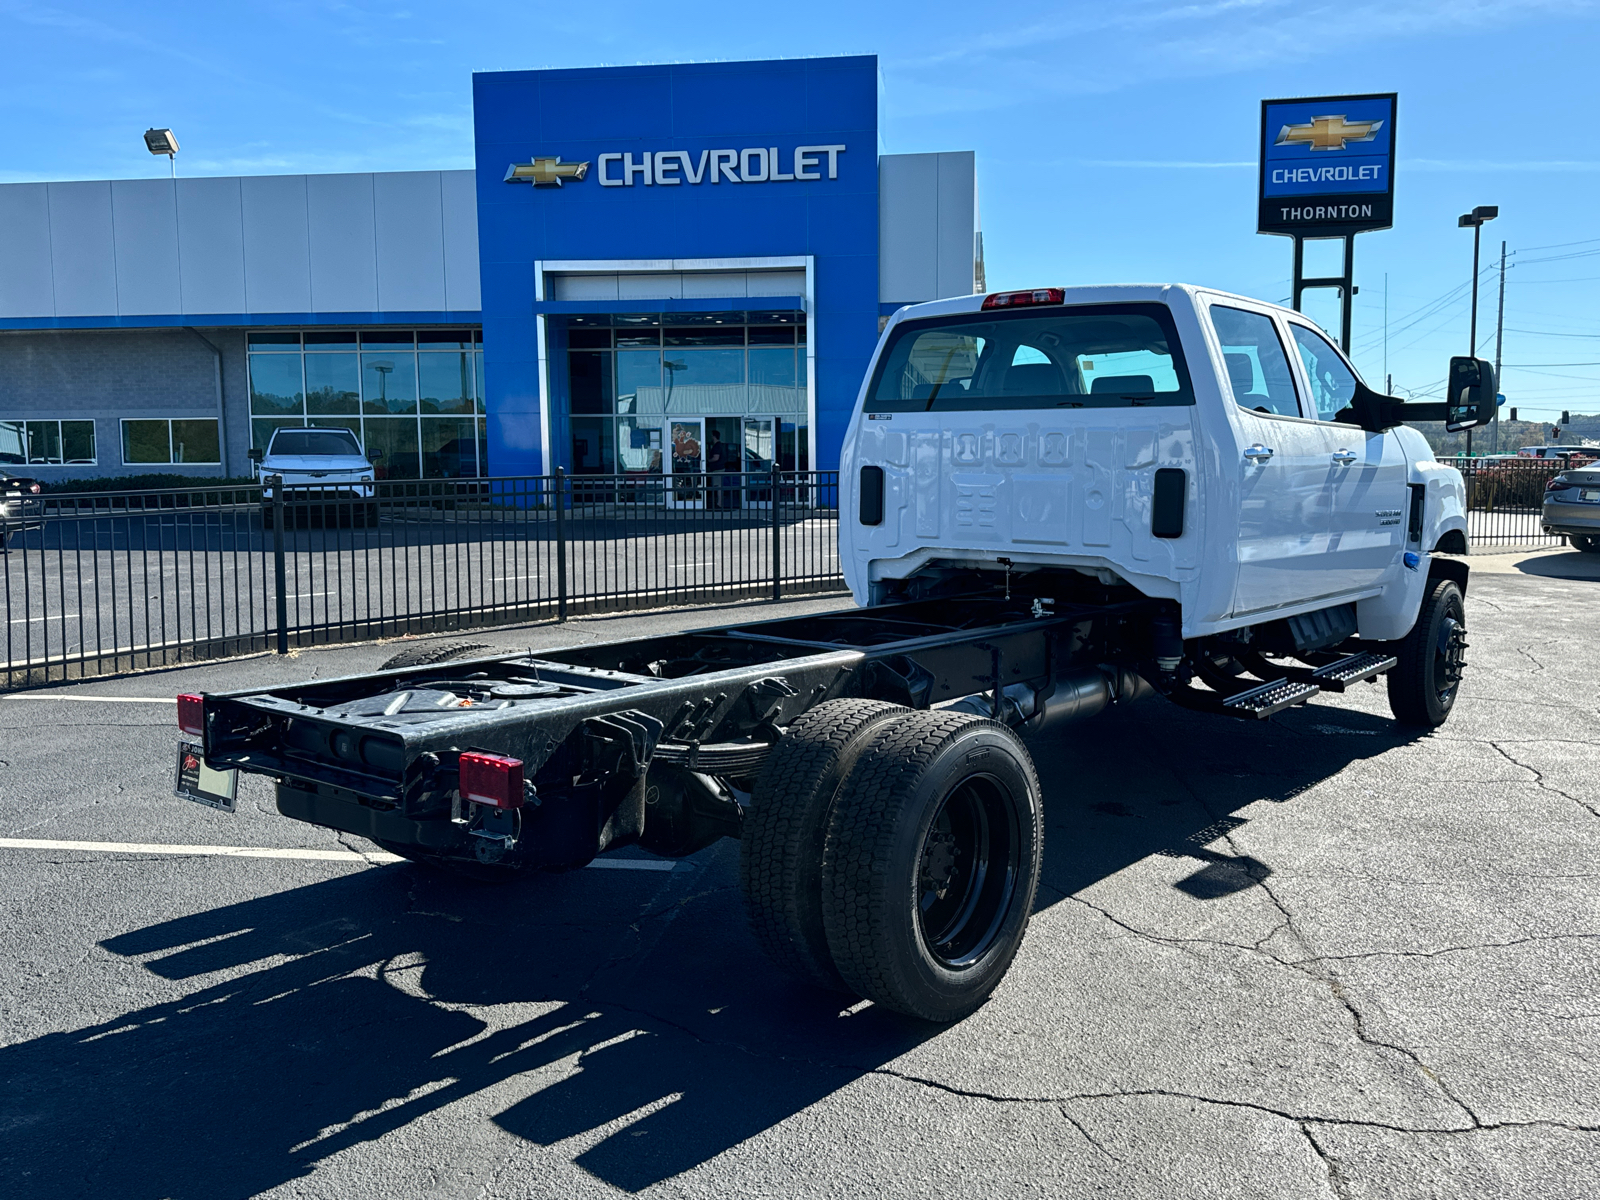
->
2;470;841;688
4;455;1580;688
1454;454;1583;548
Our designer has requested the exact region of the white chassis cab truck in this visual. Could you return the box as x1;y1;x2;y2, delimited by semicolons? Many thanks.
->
173;284;1496;1023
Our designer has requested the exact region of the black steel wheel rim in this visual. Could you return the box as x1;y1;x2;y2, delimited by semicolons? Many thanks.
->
916;773;1021;968
1435;609;1467;705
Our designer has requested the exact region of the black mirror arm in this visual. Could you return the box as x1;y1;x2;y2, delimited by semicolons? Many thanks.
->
1345;380;1451;430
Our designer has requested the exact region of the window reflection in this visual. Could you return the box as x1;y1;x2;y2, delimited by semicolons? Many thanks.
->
363;353;418;414
246;328;483;477
305;354;360;414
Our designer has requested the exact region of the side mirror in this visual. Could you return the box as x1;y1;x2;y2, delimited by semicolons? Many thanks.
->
1445;356;1497;432
1347;356;1498;432
247;447;264;463
367;450;384;463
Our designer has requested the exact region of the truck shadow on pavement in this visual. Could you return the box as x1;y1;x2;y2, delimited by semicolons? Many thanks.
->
0;698;1422;1198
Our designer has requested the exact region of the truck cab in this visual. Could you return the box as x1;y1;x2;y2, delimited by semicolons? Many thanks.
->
842;284;1470;644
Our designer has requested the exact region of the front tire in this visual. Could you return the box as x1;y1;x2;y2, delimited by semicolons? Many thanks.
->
822;711;1043;1022
1389;578;1468;727
740;699;908;991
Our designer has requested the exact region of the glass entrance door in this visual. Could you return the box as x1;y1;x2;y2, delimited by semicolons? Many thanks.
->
741;417;775;508
667;418;705;508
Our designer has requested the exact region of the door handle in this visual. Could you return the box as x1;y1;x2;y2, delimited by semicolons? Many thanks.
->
1243;444;1274;463
1332;449;1358;465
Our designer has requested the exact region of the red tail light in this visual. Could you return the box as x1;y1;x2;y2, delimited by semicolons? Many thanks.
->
459;751;525;809
1547;475;1570;492
982;288;1065;311
27;483;41;495
177;693;205;737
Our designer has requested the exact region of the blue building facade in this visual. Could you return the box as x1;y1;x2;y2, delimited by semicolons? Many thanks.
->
0;55;979;484
475;56;880;481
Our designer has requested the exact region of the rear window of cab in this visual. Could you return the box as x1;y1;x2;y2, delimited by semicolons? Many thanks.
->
866;303;1195;413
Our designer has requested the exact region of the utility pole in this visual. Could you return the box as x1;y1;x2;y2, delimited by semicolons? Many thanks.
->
1383;272;1389;392
1458;205;1499;456
1492;240;1507;454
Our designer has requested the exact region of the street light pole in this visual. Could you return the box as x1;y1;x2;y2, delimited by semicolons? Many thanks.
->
1458;205;1499;456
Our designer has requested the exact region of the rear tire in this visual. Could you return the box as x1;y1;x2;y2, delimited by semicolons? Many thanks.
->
822;711;1043;1022
379;640;490;671
1389;578;1468;727
1572;534;1600;555
740;699;908;991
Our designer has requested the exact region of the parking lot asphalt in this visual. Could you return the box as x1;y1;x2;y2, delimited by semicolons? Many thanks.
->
0;570;1596;1199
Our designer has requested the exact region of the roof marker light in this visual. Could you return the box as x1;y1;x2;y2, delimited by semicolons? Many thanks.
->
982;288;1065;311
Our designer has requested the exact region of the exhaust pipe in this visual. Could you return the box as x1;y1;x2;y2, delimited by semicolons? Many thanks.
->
943;665;1149;733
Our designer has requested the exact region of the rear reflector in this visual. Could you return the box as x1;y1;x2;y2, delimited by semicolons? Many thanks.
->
177;693;205;737
459;751;525;809
982;288;1065;311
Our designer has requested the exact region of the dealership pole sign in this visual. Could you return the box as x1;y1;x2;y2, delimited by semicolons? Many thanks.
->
1258;93;1396;237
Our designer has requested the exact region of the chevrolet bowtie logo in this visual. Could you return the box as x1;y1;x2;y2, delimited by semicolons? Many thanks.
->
504;156;590;186
1275;115;1384;152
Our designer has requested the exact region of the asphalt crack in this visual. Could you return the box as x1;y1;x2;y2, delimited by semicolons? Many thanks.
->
1056;1104;1123;1162
1288;932;1599;966
1489;741;1599;818
1300;1122;1352;1200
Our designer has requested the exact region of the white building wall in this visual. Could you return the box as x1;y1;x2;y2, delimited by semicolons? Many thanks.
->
0;170;480;320
878;151;980;307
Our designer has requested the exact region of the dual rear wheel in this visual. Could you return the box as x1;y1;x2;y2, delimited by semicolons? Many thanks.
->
741;701;1043;1022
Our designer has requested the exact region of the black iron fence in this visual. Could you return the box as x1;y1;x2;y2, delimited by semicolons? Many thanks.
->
1;470;841;688
1455;454;1587;547
3;455;1583;688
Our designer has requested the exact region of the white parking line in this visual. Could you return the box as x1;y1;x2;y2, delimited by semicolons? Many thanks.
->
0;838;394;862
1;694;175;703
0;836;680;870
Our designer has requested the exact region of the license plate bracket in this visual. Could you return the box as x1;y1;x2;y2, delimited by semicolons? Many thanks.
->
1581;489;1599;502
175;741;238;812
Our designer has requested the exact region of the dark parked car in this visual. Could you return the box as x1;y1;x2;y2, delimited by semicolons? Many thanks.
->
1;470;44;549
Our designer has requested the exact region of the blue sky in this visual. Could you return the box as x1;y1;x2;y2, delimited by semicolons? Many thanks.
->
5;0;1599;418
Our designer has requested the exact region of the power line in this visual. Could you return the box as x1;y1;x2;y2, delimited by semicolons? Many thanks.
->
1515;235;1600;252
1503;327;1600;338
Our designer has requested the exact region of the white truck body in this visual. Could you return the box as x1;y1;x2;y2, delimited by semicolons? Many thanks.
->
841;284;1467;644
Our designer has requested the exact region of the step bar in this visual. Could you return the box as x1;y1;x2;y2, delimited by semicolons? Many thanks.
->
1172;651;1399;720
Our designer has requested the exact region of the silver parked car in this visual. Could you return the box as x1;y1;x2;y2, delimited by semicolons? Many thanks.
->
1543;461;1600;553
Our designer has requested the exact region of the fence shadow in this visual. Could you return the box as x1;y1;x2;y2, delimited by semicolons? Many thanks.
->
0;694;1421;1197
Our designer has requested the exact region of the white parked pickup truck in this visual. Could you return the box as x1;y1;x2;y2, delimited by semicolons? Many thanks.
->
843;283;1490;728
173;285;1499;1023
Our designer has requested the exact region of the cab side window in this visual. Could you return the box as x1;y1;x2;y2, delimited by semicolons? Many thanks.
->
1288;324;1360;422
1209;306;1302;418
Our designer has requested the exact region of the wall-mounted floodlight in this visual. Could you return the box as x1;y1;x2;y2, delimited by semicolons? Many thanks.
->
144;128;179;177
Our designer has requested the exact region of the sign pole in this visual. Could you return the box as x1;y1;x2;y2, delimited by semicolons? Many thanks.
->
1289;232;1357;352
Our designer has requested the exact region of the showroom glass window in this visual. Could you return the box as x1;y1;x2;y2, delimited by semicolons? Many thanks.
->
561;312;809;476
247;329;486;478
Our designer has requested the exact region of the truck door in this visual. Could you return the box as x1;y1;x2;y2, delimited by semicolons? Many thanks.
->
1209;304;1336;618
1284;322;1409;595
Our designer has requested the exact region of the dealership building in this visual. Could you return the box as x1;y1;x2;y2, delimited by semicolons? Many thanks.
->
0;55;981;485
